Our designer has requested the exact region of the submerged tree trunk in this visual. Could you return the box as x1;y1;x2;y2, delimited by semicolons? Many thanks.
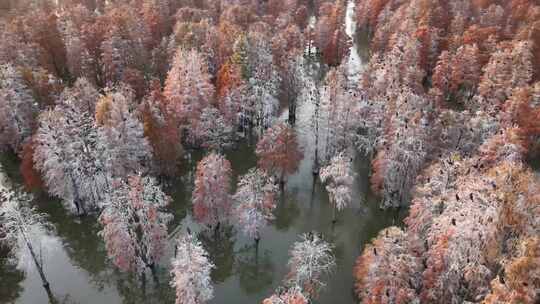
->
254;231;260;260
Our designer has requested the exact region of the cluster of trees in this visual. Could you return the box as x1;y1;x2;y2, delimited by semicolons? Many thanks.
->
4;0;538;302
353;0;540;303
0;0;353;303
354;0;540;208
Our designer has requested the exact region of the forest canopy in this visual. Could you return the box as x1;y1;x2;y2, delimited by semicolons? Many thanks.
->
0;0;539;303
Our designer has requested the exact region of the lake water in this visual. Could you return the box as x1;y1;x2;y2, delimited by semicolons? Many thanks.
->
0;2;406;303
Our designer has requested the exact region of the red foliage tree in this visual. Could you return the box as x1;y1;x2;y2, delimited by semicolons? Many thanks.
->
140;81;183;176
20;137;43;191
256;122;303;185
313;0;351;66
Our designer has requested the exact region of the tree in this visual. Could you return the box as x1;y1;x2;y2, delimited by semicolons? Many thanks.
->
286;232;335;298
256;122;303;187
96;88;153;178
263;286;308;304
34;104;108;214
99;5;150;86
372;89;432;209
20;137;43;192
19;10;69;78
58;77;100;114
99;174;172;283
0;189;55;302
21;67;64;109
0;22;39;69
244;30;281;133
476;40;533;113
58;4;96;82
319;68;361;164
191;106;234;150
313;0;350;66
141;0;172;49
279;56;304;125
170;231;215;304
354;227;422;304
164;48;215;145
192;152;233;230
483;237;540;304
0;64;37;153
233;168;278;244
319;153;355;223
140;81;184;176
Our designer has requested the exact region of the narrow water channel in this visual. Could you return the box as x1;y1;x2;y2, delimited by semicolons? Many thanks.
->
0;2;406;303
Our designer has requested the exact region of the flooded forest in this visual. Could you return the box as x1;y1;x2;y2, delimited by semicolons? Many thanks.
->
0;0;539;304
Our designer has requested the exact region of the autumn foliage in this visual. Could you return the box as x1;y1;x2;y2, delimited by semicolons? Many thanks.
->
354;0;540;302
19;137;43;191
256;123;303;184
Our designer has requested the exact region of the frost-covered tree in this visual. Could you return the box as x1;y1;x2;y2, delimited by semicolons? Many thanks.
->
233;168;278;243
170;231;215;304
319;153;355;222
193;152;233;230
286;232;335;298
58;77;100;114
164;48;215;144
244;31;281;133
319;68;361;164
0;23;39;69
0;189;55;301
354;227;422;304
372;90;432;209
279;56;305;125
100;6;150;86
34;103;108;214
256;122;303;186
0;64;37;153
99;174;172;282
191;106;234;150
263;286;308;304
96;88;153;178
58;5;96;82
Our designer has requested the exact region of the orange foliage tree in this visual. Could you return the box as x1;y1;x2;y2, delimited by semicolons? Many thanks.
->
256;122;303;186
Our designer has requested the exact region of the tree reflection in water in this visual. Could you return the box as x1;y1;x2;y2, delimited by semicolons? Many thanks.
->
199;226;236;283
0;246;24;303
235;245;274;294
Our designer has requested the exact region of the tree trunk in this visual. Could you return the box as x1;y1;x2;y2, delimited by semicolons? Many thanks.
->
149;263;159;286
254;232;260;260
332;204;337;224
288;100;296;126
141;271;147;297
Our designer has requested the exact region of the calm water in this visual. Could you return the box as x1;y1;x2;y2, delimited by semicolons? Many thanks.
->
0;2;405;303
